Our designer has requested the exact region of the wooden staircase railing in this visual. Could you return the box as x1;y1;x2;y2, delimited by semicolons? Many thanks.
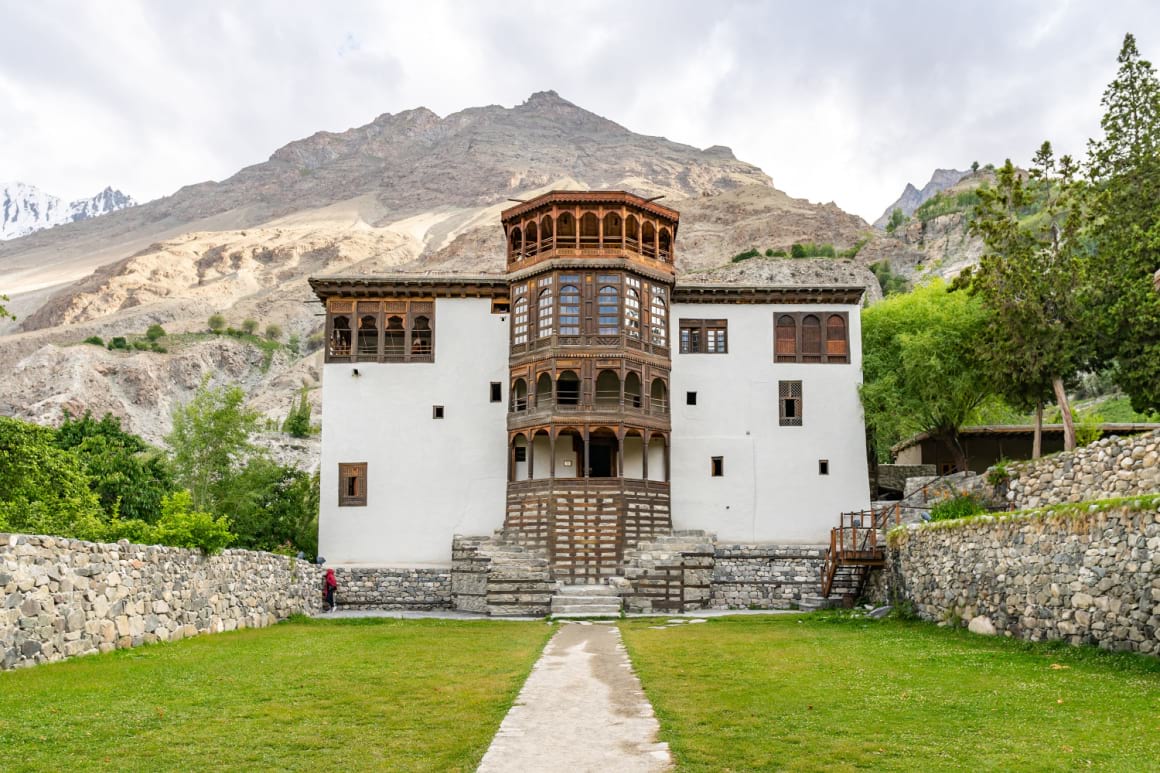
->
821;503;901;598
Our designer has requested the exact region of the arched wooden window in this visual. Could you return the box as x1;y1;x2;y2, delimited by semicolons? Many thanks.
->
537;287;554;338
357;315;378;356
625;284;641;338
384;315;405;359
511;378;528;411
625;372;642;408
509;226;522;259
595;370;620;408
559;284;581;335
658;228;672;261
801;315;821;361
597;286;619;334
330;315;352;357
649;290;667;346
650;378;668;414
557;371;580;405
536;373;553;407
579;212;599;246
411;316;432;355
557;212;575;239
603;212;622;241
625;215;640;249
775;315;797;362
642;221;657;258
512;297;529;345
525;221;538;255
540;215;554;248
826;314;848;359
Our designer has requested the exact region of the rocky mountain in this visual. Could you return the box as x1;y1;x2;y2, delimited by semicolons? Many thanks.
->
0;91;876;451
872;168;968;229
1;182;135;240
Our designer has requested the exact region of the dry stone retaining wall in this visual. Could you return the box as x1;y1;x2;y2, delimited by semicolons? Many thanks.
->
1;533;321;671
333;567;451;609
710;545;826;609
1003;430;1159;508
888;500;1160;654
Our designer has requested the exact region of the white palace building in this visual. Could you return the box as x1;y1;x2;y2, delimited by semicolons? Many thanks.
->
310;191;871;600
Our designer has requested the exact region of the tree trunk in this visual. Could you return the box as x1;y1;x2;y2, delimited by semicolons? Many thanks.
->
1032;401;1043;459
938;428;969;474
1052;377;1076;452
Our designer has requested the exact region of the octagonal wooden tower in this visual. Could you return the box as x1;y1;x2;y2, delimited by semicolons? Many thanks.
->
501;191;679;583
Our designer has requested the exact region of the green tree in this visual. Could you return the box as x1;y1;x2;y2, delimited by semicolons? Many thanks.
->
971;160;980;173
1086;32;1160;413
241;318;258;335
151;490;234;554
0;294;12;320
860;280;993;468
55;411;177;522
207;313;226;333
0;417;104;539
166;380;260;511
281;389;312;438
215;460;318;556
885;207;906;234
959;152;1089;454
145;324;166;341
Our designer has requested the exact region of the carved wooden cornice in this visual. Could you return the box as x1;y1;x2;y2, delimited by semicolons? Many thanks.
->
308;275;508;301
501;190;680;222
672;284;866;304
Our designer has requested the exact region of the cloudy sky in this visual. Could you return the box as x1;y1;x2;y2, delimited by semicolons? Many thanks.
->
2;1;1158;221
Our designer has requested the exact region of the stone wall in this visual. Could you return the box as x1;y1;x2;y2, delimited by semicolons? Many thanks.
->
621;532;714;614
710;545;826;609
334;567;451;610
1003;430;1159;508
450;534;552;616
888;499;1160;654
1;533;321;671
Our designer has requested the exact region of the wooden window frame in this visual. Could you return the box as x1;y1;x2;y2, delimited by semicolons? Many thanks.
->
773;311;849;363
325;299;435;364
679;318;728;354
338;462;367;507
779;380;803;426
819;459;830;475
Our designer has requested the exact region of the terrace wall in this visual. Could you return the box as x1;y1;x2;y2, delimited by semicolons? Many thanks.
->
1;533;322;671
889;500;1160;655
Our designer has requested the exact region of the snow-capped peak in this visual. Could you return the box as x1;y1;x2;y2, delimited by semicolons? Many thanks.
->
1;182;136;240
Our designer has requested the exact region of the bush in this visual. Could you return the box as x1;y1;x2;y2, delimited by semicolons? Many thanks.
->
885;207;907;234
768;249;787;257
225;327;243;337
150;343;168;354
107;337;129;351
132;340;151;351
265;324;283;341
731;248;760;263
869;261;909;296
287;335;301;354
281;389;312;438
305;332;325;352
1076;410;1104;447
241;318;258;335
145;324;166;341
985;459;1011;488
928;493;987;522
790;242;837;258
151;491;234;554
207;314;226;333
83;336;104;347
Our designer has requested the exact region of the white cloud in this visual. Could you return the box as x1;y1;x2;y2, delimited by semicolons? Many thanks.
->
0;1;1157;220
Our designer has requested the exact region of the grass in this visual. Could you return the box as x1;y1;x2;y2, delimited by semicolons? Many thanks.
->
621;614;1160;771
0;617;552;772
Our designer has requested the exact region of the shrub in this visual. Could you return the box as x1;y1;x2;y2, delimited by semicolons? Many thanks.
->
869;261;909;296
1075;410;1104;447
152;491;234;553
731;248;760;263
107;337;129;351
265;323;283;341
790;242;836;258
132;340;151;351
150;343;168;353
287;334;301;354
928;493;987;522
241;318;258;335
145;324;166;341
305;332;325;352
764;248;775;257
207;314;226;333
83;335;104;347
885;208;907;234
225;327;243;337
281;389;312;438
985;459;1011;488
768;248;787;257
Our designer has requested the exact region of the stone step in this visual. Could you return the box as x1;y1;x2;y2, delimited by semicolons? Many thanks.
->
556;584;619;597
551;596;622;609
552;606;622;617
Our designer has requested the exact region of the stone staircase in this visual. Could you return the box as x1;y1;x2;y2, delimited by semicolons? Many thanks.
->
451;533;553;617
550;583;623;618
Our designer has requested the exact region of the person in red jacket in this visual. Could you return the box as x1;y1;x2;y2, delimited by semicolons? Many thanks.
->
323;568;338;612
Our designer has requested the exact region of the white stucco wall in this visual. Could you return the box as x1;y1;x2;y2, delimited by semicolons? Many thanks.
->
319;298;509;566
670;302;871;543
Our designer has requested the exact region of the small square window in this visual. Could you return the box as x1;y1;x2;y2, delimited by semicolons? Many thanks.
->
686;391;697;406
819;459;829;475
338;462;367;507
490;382;502;403
514;446;527;462
779;381;802;426
491;298;510;314
433;405;445;419
711;456;724;477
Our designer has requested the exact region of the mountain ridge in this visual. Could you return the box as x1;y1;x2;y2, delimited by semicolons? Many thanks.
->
1;182;135;241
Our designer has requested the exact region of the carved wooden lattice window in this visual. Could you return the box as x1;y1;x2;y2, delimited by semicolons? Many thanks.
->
513;296;529;344
679;319;727;353
326;299;434;363
779;380;802;426
649;286;667;346
773;312;849;364
558;280;581;335
338;462;367;507
597;285;619;334
537;278;554;338
625;281;641;339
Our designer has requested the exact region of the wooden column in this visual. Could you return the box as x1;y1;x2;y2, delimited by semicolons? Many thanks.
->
583;427;591;478
642;430;650;480
549;432;557;478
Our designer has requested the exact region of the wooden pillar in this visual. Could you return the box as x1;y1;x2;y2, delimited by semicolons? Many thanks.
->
617;430;625;477
583;427;591;478
528;433;535;480
549;432;557;478
597;206;604;250
620;207;627;253
663;435;670;482
574;207;580;248
642;430;650;480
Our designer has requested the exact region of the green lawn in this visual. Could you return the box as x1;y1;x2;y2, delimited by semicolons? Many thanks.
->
0;617;551;772
621;614;1160;772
